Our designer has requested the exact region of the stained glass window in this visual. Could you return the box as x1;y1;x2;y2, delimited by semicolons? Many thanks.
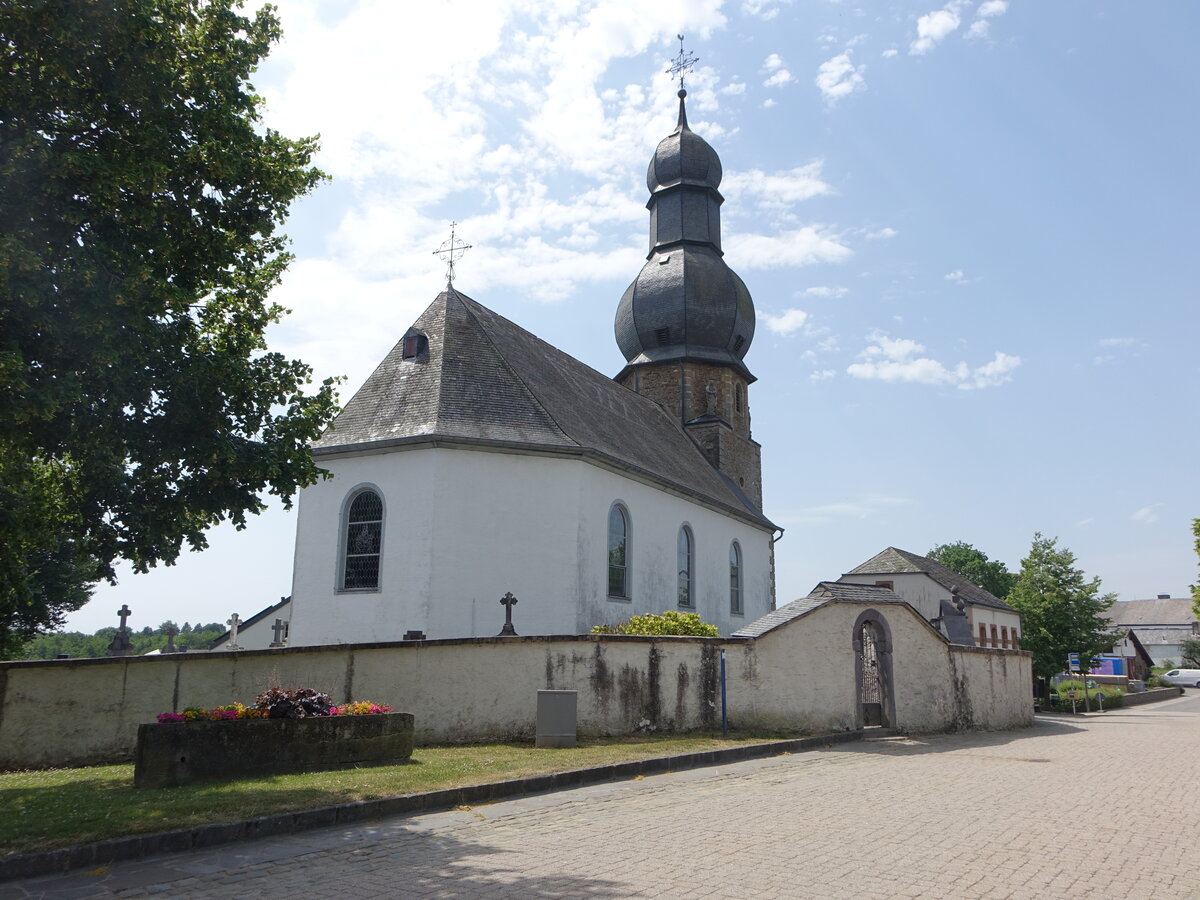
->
343;490;383;590
730;541;742;614
678;526;693;607
608;505;628;598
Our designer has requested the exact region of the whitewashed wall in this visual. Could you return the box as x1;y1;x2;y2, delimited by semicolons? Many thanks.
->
839;572;1022;644
289;446;774;645
0;600;1032;770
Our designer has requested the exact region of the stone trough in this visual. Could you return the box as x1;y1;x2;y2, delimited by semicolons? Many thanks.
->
133;712;414;788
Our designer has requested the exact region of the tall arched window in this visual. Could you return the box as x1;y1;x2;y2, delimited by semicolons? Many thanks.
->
729;541;743;614
342;489;383;590
677;525;694;607
608;505;629;598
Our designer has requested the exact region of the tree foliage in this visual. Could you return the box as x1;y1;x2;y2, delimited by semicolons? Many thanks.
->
592;611;720;637
19;621;225;659
926;541;1015;599
1181;638;1200;669
1191;518;1200;623
1006;534;1115;681
0;0;338;653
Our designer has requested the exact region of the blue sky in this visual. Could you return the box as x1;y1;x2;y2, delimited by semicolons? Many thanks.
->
70;0;1199;634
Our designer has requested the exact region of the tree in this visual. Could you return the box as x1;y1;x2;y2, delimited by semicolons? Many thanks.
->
0;0;339;654
926;541;1015;599
1181;638;1200;668
1191;519;1200;623
1006;533;1115;681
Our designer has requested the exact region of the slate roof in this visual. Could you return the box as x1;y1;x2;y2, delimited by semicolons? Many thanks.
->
844;547;1017;613
733;582;903;637
313;289;773;529
1128;628;1195;646
1104;597;1197;627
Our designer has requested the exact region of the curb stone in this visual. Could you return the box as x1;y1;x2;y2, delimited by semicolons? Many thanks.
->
0;730;862;882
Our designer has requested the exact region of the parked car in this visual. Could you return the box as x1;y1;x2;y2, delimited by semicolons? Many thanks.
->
1159;668;1200;688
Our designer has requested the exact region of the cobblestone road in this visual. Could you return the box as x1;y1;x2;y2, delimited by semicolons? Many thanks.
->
8;693;1200;899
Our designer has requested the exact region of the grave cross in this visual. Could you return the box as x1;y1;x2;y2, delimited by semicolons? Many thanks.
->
269;618;288;648
498;592;518;636
164;626;178;654
226;613;242;650
116;604;132;632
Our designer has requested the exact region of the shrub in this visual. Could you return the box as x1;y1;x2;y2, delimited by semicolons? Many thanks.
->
592;611;719;637
254;687;332;719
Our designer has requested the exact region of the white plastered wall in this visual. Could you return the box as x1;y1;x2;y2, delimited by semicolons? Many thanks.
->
288;446;774;644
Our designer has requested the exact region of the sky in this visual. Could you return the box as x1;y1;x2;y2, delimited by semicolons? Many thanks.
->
69;0;1199;634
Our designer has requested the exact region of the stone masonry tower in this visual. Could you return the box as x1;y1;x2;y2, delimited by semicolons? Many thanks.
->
614;88;762;507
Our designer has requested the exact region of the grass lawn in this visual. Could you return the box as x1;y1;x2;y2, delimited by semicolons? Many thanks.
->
2;733;798;856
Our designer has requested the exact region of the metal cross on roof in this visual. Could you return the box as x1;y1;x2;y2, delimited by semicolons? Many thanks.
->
433;221;472;287
666;34;699;91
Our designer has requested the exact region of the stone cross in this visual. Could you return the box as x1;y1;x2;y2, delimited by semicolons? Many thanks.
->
106;604;133;657
226;613;242;650
163;626;178;654
498;592;518;636
269;617;287;648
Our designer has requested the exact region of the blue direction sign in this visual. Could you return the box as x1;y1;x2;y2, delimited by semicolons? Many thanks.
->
1067;652;1081;672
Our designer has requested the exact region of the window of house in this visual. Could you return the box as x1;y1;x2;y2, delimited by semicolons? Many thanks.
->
608;505;629;598
1001;626;1009;649
730;541;743;615
678;525;694;607
875;580;894;591
1011;631;1021;650
990;624;999;647
979;623;988;647
342;489;383;590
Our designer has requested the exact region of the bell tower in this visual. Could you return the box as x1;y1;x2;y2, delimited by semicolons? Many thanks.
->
613;84;762;508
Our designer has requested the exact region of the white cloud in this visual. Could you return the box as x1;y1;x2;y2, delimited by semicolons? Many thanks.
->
762;308;810;336
782;494;913;525
762;98;777;109
944;269;967;283
910;1;968;55
803;285;849;298
720;81;747;95
978;0;1009;17
722;162;832;210
762;53;794;87
743;0;791;20
846;331;1020;389
810;369;836;382
816;52;867;103
866;227;897;240
1093;336;1145;365
881;48;898;58
966;20;990;40
727;227;853;269
1132;504;1165;525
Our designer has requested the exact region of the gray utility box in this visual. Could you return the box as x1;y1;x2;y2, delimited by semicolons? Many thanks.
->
536;690;578;748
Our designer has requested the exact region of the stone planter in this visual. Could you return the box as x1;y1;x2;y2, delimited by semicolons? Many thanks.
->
134;712;414;788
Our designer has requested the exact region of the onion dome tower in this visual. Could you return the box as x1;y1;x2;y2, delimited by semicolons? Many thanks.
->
614;86;762;508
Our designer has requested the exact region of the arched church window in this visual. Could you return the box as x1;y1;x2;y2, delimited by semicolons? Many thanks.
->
730;541;743;615
608;504;629;599
678;525;694;608
342;489;383;590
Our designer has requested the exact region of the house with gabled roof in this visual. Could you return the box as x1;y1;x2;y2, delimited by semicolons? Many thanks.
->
837;547;1022;649
1105;595;1199;666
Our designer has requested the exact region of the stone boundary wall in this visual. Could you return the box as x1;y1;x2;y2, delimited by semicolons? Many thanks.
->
0;600;1033;770
1120;686;1185;706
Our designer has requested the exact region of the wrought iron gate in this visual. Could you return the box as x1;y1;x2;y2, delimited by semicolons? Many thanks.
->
861;622;883;726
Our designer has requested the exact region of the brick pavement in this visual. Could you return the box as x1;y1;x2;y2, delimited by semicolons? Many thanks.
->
7;692;1199;899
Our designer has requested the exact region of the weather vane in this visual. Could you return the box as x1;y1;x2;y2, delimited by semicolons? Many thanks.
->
433;221;472;287
666;33;698;92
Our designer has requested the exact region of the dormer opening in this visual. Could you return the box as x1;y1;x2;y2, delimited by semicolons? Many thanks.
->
401;330;428;362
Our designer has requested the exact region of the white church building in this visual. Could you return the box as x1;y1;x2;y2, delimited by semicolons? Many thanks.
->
256;88;780;646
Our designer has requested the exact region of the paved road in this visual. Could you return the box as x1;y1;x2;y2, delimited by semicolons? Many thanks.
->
8;693;1200;899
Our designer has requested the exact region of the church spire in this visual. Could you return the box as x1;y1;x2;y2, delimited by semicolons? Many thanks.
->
612;55;763;508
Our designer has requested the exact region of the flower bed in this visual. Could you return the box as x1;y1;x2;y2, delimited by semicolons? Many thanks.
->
135;688;411;788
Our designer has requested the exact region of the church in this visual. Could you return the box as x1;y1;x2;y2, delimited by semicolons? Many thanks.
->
276;87;780;646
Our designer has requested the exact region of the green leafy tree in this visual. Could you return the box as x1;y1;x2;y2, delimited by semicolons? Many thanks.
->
592;611;720;637
0;0;339;655
1180;637;1200;668
927;541;1015;599
1191;518;1200;622
1006;533;1115;681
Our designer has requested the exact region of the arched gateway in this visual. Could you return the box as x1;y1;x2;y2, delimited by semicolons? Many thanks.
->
853;609;896;729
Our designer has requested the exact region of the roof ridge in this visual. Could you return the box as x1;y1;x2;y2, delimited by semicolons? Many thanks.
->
446;290;580;449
